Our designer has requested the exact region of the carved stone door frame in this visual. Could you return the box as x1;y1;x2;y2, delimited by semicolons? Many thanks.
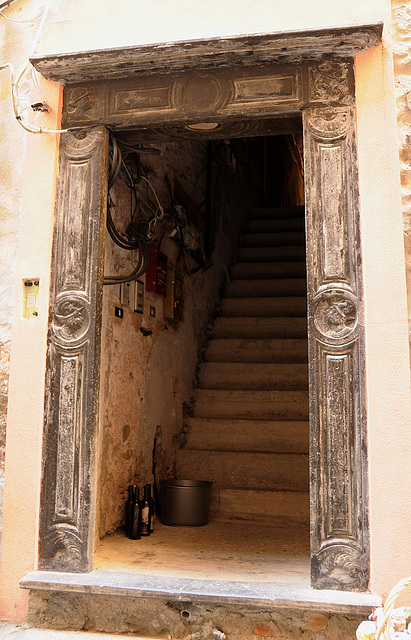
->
32;24;382;591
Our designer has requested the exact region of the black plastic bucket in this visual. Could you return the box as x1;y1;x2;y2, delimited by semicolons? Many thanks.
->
160;479;212;526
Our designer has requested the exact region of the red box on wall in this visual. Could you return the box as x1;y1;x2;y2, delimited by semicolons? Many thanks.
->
146;248;168;297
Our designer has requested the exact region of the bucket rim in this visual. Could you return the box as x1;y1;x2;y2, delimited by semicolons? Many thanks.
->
160;478;213;488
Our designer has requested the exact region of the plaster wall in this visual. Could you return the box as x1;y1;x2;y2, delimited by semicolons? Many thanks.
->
36;0;388;57
0;0;39;473
355;32;411;596
0;73;61;627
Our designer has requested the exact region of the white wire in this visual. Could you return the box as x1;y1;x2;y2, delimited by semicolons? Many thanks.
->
0;0;87;135
0;8;44;22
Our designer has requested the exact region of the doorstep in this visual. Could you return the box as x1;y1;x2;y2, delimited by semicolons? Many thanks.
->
0;623;163;639
20;570;381;615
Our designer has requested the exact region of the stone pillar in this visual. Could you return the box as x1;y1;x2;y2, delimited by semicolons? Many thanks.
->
303;107;370;591
38;127;108;572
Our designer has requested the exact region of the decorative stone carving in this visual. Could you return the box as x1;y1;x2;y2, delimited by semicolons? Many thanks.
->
303;106;369;591
38;127;108;573
174;74;229;113
312;547;369;591
309;60;353;105
65;86;98;122
51;294;90;345
62;67;303;130
313;291;357;340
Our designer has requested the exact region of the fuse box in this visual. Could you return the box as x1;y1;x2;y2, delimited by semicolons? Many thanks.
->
146;248;167;297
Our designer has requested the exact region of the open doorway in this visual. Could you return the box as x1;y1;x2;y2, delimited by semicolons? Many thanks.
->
94;130;310;584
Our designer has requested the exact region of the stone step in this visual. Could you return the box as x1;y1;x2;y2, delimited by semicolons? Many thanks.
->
232;261;306;280
185;417;309;453
238;245;306;262
251;206;305;219
247;217;305;233
239;232;305;248
221;296;307;317
206;338;308;363
175;449;308;491
213;316;307;339
209;487;310;524
198;362;308;390
226;278;306;298
193;389;309;420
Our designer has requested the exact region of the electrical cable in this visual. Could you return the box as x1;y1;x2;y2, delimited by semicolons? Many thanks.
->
0;7;44;22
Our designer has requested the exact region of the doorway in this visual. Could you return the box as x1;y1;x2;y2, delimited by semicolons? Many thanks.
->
94;131;310;585
36;48;371;593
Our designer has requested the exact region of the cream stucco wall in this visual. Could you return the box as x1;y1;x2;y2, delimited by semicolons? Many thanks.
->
0;72;61;620
1;0;411;624
37;0;388;56
355;16;411;595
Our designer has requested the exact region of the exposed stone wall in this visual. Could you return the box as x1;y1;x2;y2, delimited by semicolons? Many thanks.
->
27;590;364;640
96;138;251;539
392;0;411;346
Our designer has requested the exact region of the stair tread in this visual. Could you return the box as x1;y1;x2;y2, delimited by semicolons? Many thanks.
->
221;297;307;317
251;206;305;219
238;246;306;262
226;278;306;297
194;389;309;420
198;361;308;390
206;338;308;363
209;488;309;524
232;261;306;279
185;417;309;453
247;218;305;233
213;316;307;339
176;449;308;491
239;232;305;247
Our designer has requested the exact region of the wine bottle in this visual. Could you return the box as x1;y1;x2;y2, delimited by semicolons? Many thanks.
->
140;484;151;536
129;486;141;540
125;484;134;538
147;483;155;533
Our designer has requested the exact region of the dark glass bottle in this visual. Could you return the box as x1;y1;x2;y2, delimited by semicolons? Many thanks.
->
129;486;141;540
147;483;155;533
140;484;151;536
125;484;134;537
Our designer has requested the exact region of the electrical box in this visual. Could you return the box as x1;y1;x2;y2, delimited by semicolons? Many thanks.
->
164;267;183;322
119;281;132;306
133;280;144;314
146;248;167;297
22;278;39;318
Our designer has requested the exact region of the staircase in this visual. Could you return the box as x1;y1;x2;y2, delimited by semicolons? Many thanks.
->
176;206;310;525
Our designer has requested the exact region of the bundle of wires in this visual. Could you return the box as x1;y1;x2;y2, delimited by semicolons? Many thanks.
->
103;134;160;285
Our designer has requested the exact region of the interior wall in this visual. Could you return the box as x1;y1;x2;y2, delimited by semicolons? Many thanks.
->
96;138;252;539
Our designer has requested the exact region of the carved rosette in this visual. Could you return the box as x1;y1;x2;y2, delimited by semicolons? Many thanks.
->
51;294;91;346
39;127;108;573
303;106;369;591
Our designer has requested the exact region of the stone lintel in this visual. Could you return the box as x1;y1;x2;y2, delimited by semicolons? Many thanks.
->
31;23;383;85
20;570;381;615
